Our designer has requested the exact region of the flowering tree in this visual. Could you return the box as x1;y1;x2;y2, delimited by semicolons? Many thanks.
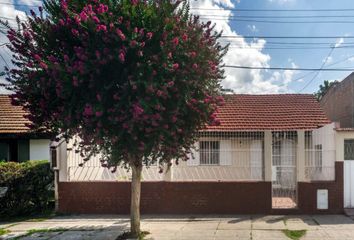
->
2;0;226;237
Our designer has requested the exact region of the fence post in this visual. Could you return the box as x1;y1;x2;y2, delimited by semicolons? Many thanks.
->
264;131;272;181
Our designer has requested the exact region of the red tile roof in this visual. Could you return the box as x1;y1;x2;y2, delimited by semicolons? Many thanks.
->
0;95;31;134
206;94;331;131
0;94;330;134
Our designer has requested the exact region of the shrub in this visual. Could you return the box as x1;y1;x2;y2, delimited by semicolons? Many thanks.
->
0;160;54;217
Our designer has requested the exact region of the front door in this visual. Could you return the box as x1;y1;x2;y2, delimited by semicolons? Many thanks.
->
344;139;354;208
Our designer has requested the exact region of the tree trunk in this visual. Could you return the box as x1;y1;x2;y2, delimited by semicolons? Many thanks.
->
130;162;142;237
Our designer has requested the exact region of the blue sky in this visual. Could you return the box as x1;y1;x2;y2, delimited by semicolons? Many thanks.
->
233;0;354;93
0;0;353;94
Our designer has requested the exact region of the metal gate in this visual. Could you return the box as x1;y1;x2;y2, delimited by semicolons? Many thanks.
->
272;132;297;209
344;139;354;208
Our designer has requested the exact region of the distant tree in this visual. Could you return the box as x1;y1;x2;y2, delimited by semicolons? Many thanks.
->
2;0;226;237
315;80;338;101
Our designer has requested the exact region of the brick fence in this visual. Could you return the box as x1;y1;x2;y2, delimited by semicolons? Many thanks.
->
58;162;343;214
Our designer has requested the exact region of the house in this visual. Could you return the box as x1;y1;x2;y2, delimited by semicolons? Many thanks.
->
55;94;346;214
319;73;354;209
320;72;354;128
0;95;51;162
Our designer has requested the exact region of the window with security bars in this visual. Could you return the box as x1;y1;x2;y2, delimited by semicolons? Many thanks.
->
199;141;220;165
345;140;354;160
314;144;322;172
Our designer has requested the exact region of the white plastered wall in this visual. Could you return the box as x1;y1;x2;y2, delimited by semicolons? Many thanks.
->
29;139;50;160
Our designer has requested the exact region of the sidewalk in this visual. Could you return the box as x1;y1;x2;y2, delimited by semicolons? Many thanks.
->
1;214;354;240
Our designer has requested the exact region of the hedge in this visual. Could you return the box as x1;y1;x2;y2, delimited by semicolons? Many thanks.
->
0;160;54;217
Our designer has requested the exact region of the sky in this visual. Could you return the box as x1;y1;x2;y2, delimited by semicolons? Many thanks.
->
0;0;354;94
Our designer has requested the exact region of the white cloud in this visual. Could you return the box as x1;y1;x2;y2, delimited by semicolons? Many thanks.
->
324;56;333;64
335;38;344;48
191;0;293;93
0;0;33;94
247;25;258;33
268;0;296;4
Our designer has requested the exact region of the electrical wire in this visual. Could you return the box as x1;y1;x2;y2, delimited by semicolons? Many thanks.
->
297;47;335;92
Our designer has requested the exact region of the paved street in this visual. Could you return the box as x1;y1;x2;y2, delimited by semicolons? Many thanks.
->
1;214;354;239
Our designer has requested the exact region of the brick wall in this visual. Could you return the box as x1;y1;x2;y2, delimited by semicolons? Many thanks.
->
58;162;344;214
59;181;272;214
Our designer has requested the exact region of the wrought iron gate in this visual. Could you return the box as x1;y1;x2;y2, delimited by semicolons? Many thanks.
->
272;132;297;209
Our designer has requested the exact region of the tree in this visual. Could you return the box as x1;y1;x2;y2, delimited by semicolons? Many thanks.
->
315;80;338;101
2;0;226;237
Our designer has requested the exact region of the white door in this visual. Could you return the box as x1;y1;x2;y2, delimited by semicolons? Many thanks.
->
250;140;263;180
344;140;354;208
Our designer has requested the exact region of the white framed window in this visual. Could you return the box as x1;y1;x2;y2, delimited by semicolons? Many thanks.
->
199;141;220;165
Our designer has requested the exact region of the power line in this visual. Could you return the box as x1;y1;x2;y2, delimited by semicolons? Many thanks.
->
298;47;335;92
191;8;354;12
0;2;41;8
198;14;354;19
200;17;354;24
220;36;354;39
224;65;354;71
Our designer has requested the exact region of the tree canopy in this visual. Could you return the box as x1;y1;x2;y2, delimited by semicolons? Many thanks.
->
4;0;226;168
315;80;338;101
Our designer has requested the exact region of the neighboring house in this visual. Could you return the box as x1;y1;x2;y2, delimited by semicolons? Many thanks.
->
0;95;51;162
320;73;354;210
55;94;347;214
320;72;354;128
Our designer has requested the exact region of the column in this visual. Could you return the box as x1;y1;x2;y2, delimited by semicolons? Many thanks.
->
264;131;272;181
297;130;306;182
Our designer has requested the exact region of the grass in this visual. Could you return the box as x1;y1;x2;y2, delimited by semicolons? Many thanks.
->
116;231;150;240
0;228;10;236
282;229;307;240
13;228;69;240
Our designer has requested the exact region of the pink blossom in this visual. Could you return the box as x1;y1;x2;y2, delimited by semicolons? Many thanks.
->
146;32;153;40
172;37;179;46
156;90;163;97
190;51;197;58
71;29;79;37
96;24;107;32
131;0;139;6
95;111;103;117
79;11;88;21
34;54;41;61
130;40;137;47
83;105;93;116
168;52;172;59
167;81;174;87
140;42;145;47
119;52;125;63
192;63;198;70
39;62;48;69
96;94;102;101
182;33;188;42
172;63;179;70
171;116;177;123
116;29;126;40
118;16;123;24
92;16;100;24
132;103;144;119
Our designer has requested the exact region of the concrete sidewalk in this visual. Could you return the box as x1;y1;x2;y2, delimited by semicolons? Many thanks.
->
1;214;354;240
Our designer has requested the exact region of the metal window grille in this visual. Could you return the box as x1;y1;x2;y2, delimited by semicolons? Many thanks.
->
305;124;336;181
200;141;220;165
